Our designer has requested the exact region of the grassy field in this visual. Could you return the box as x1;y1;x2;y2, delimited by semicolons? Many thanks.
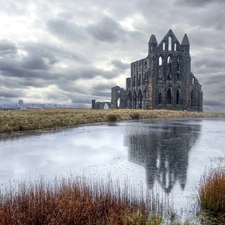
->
0;108;224;136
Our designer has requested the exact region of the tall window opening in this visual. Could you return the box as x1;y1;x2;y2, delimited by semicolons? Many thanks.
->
168;36;172;51
191;91;195;106
174;43;177;51
133;76;135;87
163;42;166;50
167;88;172;104
158;93;162;104
176;90;180;104
159;56;162;66
167;56;172;80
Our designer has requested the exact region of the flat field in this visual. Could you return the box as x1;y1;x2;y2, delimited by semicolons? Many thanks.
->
0;108;224;136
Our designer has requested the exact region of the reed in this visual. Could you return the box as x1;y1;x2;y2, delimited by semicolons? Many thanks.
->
198;168;225;224
0;177;164;225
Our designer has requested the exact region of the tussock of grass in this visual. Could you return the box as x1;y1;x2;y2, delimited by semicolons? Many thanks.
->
0;177;163;225
106;113;118;122
198;168;225;224
0;108;223;135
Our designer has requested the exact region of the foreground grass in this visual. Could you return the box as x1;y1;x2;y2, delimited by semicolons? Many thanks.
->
0;108;224;135
0;177;163;225
198;168;225;224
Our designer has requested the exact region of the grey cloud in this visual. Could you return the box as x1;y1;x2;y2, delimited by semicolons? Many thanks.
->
92;82;117;91
87;16;125;43
204;99;225;107
111;60;129;71
91;90;111;98
173;0;225;7
0;40;17;56
66;66;119;80
22;41;90;65
22;54;49;70
0;89;24;98
46;19;87;42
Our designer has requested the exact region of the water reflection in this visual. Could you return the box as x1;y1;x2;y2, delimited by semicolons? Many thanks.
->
124;120;201;193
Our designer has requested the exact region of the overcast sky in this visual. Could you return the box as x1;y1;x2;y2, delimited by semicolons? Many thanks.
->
0;0;224;112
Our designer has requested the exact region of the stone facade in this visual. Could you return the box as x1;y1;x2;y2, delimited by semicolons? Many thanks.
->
92;30;203;111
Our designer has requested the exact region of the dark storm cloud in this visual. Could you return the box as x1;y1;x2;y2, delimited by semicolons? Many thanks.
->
22;54;49;70
0;40;17;56
46;19;87;42
111;60;129;71
87;16;125;43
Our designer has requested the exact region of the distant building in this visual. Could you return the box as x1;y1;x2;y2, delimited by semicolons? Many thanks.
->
18;100;24;106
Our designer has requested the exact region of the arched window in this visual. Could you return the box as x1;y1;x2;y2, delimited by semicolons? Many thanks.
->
133;76;135;87
167;88;172;104
145;61;147;69
167;56;172;80
163;42;166;50
192;77;195;85
174;43;177;51
191;91;195;106
158;93;162;104
177;57;180;71
138;90;143;109
176;89;180;104
159;56;162;66
168;36;172;51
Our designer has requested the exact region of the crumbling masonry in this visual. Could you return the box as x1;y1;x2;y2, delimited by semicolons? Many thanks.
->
92;30;203;111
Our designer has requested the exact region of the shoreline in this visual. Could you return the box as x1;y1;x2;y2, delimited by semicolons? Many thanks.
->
0;108;224;139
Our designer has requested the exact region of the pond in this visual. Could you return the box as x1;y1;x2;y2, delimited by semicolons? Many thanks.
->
0;118;225;219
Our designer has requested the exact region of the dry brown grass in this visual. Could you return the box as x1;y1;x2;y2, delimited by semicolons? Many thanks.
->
0;177;163;225
198;168;225;224
0;108;222;136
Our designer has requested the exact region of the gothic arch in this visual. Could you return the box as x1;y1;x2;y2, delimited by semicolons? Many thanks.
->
138;89;143;109
159;56;163;66
167;88;172;104
176;88;181;104
167;55;173;80
133;90;137;109
168;36;172;51
127;90;132;109
158;87;163;104
191;91;195;106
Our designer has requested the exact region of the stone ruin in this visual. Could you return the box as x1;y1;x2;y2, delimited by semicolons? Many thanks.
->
92;29;203;111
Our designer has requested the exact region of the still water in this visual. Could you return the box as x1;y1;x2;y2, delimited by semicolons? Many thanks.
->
0;118;225;217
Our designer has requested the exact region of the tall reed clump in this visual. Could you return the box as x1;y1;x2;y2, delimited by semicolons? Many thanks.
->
198;168;225;224
0;177;163;225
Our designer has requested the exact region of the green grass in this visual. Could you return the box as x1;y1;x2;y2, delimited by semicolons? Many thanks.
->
0;108;223;136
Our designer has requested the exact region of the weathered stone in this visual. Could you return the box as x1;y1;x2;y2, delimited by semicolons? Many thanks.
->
92;30;203;111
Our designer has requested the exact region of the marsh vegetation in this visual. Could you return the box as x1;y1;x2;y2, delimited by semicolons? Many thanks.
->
0;108;224;135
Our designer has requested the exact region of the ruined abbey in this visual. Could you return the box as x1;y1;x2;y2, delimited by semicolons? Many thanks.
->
92;30;203;111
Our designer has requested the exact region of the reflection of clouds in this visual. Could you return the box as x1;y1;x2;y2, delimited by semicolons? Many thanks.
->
125;120;201;194
0;125;127;184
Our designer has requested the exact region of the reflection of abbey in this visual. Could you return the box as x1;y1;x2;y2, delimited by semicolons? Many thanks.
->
92;30;203;111
124;121;201;193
